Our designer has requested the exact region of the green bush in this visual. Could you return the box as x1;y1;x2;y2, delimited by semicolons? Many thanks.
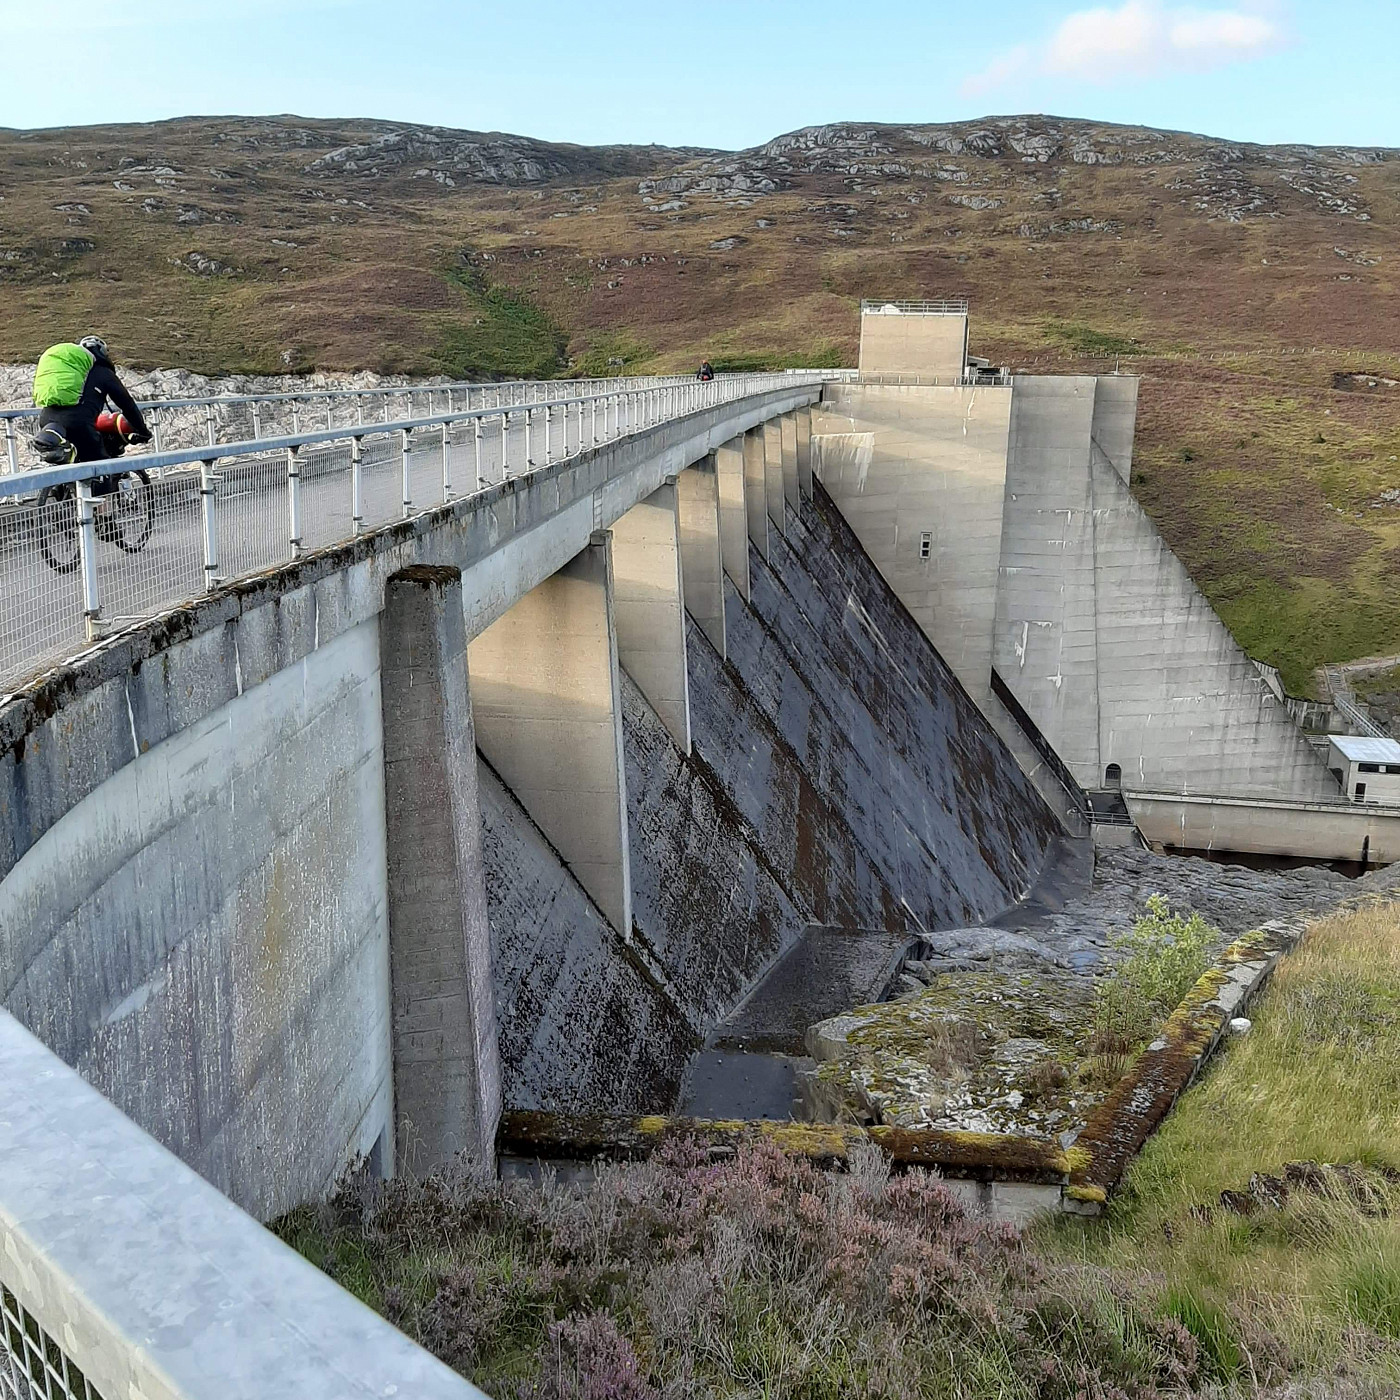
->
1091;895;1217;1055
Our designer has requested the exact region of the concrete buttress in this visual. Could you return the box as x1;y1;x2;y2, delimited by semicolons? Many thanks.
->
780;415;800;513
795;407;813;498
468;535;633;935
676;456;727;658
742;428;769;561
714;439;751;601
612;480;693;752
763;419;787;535
380;566;501;1175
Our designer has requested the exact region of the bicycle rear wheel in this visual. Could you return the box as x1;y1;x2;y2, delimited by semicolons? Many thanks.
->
110;470;155;554
37;484;80;574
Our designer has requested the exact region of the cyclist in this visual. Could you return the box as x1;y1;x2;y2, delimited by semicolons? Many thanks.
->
696;360;715;382
32;337;151;483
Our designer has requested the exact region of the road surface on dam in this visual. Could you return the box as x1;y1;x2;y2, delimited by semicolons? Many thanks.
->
0;416;562;694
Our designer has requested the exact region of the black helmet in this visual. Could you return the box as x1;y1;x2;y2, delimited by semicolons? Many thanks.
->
79;335;109;361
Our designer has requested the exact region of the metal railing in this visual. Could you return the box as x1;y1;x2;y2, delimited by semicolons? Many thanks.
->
855;370;1011;387
0;374;706;476
0;372;828;698
860;298;970;316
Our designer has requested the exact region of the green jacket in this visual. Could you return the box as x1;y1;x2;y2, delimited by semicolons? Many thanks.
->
32;343;96;408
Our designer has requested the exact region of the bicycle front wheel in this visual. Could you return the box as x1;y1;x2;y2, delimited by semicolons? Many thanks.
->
111;470;155;554
37;483;80;574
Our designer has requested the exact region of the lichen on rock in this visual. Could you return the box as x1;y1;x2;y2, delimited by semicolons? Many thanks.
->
804;968;1096;1137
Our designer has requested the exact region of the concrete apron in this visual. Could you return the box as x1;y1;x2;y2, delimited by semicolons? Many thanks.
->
494;913;1313;1227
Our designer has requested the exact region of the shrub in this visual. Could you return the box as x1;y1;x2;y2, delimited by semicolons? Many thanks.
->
278;1138;1212;1399
1091;895;1217;1057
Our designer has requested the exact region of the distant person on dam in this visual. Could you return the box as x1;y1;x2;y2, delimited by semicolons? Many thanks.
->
32;336;152;476
696;360;715;381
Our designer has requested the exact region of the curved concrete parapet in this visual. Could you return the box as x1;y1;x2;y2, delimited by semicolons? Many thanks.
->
0;1008;482;1400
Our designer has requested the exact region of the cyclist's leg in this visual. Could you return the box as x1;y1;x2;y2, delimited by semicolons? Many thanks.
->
39;407;113;489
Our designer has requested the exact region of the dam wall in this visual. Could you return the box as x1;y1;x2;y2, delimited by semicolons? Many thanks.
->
486;482;1063;1114
0;611;394;1223
0;387;819;1218
993;377;1335;800
811;383;1012;703
0;381;1065;1215
813;377;1337;807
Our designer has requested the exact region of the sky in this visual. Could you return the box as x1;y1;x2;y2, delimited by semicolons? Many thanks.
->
1;0;1396;151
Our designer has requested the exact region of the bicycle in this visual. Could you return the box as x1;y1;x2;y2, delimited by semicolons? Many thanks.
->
31;412;155;573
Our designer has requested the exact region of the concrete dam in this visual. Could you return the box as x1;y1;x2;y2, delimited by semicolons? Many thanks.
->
1;307;1397;1397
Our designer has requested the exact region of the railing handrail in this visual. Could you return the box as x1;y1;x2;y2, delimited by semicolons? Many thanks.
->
0;373;832;497
860;298;970;316
0;371;719;423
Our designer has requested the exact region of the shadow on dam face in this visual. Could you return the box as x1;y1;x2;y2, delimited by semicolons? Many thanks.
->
482;482;1068;1123
674;833;1095;1123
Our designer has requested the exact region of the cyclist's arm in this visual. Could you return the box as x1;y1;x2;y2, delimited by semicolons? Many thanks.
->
90;364;151;437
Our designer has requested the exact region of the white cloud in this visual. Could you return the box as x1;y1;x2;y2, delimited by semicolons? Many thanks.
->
961;1;1285;96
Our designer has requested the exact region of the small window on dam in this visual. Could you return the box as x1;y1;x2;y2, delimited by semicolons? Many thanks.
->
1105;763;1122;790
919;532;932;560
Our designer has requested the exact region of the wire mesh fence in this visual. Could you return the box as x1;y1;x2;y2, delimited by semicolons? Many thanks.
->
0;374;829;697
2;1281;105;1400
0;494;89;686
0;375;700;476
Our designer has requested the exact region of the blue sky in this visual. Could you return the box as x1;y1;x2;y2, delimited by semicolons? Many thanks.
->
1;0;1395;151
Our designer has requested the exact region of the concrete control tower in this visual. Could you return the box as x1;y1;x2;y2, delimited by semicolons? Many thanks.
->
858;298;970;380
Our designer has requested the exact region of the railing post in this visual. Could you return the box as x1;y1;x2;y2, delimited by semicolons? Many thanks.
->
199;458;220;590
525;406;533;467
590;396;598;448
291;399;300;434
325;399;333;431
205;402;216;448
351;436;364;534
4;417;18;475
151;408;163;454
474;414;484;486
75;479;102;639
502;411;512;478
544;403;552;463
287;446;303;558
356;394;365;427
441;421;452;502
251;402;262;440
401;428;413;517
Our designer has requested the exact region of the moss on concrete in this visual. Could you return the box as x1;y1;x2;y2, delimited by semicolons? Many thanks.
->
806;969;1098;1137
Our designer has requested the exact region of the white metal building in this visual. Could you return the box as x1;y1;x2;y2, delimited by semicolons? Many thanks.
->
1326;735;1400;805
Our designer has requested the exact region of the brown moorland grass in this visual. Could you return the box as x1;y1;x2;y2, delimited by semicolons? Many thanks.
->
5;115;1400;683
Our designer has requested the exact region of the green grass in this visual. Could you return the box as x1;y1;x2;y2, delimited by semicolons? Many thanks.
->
1041;319;1147;358
1040;904;1400;1389
433;266;569;380
568;330;656;377
707;343;848;373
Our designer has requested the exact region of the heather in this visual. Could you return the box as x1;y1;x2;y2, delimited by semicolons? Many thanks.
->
279;1138;1221;1399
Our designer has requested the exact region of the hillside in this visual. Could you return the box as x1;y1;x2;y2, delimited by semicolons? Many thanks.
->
3;113;1400;689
